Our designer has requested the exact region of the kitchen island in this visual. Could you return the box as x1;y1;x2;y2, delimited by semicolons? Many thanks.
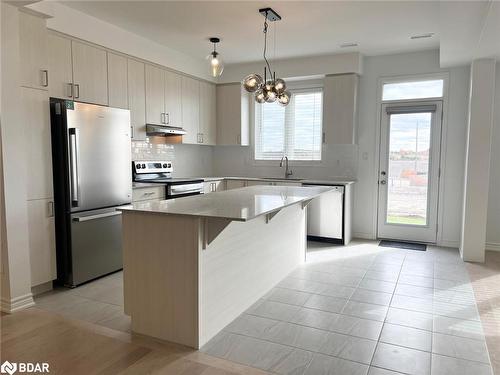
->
119;185;333;349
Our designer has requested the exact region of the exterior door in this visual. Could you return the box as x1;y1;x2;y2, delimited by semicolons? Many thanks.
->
377;101;442;243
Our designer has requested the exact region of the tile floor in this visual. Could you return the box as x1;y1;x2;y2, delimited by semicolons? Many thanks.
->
34;240;495;375
201;241;493;375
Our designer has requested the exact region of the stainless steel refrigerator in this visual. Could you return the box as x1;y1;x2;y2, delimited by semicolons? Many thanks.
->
50;99;132;287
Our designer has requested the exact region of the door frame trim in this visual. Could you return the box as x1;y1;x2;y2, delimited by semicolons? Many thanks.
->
372;72;450;245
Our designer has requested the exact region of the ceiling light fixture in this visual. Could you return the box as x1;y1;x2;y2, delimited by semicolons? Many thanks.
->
207;37;224;77
242;7;290;106
410;33;435;40
340;42;358;48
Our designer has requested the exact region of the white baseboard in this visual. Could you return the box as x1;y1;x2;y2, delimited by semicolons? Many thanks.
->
353;232;376;240
437;239;459;249
1;293;35;313
486;242;500;251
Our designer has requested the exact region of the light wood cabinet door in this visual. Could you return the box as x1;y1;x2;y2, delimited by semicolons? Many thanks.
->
71;40;108;105
216;84;250;145
21;88;53;200
323;74;358;144
200;81;217;145
145;64;165;126
181;76;200;144
225;180;246;190
19;11;48;90
27;198;56;287
164;70;183;128
128;59;147;141
47;33;73;99
107;52;128;109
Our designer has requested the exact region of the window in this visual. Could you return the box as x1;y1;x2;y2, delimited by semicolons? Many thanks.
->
382;79;444;101
254;88;323;161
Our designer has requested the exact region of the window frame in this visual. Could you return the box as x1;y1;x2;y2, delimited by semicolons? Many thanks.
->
251;80;325;166
380;73;448;104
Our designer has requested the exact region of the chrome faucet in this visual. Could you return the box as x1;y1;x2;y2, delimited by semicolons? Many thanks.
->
279;156;293;178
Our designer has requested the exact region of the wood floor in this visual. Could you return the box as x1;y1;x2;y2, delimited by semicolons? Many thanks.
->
467;251;500;375
0;307;269;375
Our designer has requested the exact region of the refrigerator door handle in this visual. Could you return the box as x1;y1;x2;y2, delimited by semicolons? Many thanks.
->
72;211;122;222
69;128;80;207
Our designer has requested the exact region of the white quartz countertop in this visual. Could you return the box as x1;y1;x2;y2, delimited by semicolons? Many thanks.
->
132;176;355;188
120;185;335;221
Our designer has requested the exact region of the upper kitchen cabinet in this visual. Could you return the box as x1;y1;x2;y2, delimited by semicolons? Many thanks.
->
323;74;359;144
199;81;216;145
164;70;183;128
107;52;128;109
216;83;250;146
71;40;108;105
128;58;147;141
181;76;200;144
19;11;49;90
47;33;73;99
145;64;165;126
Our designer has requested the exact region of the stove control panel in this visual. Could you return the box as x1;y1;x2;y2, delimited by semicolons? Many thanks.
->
133;160;173;174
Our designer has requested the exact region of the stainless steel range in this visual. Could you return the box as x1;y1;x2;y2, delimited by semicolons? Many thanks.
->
132;161;204;199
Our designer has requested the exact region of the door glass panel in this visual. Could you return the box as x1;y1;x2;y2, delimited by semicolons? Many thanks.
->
386;112;432;226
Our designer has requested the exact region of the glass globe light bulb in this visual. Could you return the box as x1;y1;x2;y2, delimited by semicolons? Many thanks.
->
274;78;286;93
243;74;264;93
264;88;277;103
255;89;266;104
207;52;224;78
277;90;291;107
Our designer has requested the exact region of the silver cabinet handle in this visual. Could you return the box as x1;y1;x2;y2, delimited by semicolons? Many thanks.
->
160;112;165;124
41;70;49;87
67;83;74;98
165;113;170;124
130;125;135;139
48;201;54;217
74;84;80;99
69;128;80;207
72;211;122;222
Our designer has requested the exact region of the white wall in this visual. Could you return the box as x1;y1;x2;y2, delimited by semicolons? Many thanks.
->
486;63;500;250
219;52;363;84
355;50;470;246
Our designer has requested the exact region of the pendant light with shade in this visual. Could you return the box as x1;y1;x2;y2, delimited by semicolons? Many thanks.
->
207;37;224;77
242;8;291;106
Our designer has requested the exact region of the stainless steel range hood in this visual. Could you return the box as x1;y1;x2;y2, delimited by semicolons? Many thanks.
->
146;124;187;136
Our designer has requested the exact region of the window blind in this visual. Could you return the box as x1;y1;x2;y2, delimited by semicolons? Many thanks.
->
255;88;323;161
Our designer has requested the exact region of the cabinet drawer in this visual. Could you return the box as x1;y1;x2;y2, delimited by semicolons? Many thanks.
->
132;186;165;202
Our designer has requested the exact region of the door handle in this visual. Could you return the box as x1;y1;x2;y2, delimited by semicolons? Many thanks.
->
69;128;80;207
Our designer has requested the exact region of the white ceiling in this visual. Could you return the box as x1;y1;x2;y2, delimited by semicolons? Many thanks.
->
59;1;441;65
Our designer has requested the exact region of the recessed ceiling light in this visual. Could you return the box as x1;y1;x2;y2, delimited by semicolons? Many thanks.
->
410;33;435;40
340;42;358;48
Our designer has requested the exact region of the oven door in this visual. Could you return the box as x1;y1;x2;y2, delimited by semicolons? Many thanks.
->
167;182;204;199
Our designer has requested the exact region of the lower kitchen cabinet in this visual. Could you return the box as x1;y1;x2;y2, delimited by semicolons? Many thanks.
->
132;186;165;202
224;179;247;190
27;198;56;287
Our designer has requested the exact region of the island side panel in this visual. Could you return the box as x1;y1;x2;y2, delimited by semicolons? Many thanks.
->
122;211;201;348
199;204;307;347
